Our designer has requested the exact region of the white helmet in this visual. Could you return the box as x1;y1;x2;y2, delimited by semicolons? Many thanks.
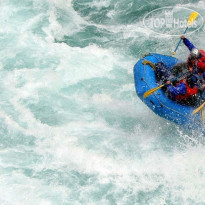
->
190;48;201;59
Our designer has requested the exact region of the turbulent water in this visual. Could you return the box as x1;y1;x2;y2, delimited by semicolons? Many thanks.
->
1;0;205;204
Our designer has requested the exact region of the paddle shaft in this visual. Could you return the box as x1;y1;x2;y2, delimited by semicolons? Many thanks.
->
193;101;205;115
143;71;190;98
173;27;188;53
200;93;204;121
169;70;190;83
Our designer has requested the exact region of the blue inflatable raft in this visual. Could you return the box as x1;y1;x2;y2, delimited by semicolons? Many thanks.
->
133;53;203;129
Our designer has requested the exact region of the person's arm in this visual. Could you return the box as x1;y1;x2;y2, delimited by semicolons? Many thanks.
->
181;36;195;51
167;82;187;96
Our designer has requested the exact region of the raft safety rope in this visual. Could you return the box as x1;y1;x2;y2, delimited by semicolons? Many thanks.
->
140;53;201;125
142;60;156;72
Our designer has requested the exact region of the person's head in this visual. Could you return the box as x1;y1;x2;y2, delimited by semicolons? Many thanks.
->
190;48;201;60
172;79;179;86
187;75;198;88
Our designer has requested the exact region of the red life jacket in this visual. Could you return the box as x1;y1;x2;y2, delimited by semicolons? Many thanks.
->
197;50;205;72
175;80;198;100
188;50;205;72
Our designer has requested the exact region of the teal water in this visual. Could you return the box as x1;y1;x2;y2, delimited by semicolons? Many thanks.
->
1;0;205;204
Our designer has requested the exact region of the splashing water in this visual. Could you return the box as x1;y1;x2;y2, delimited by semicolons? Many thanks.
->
1;0;205;204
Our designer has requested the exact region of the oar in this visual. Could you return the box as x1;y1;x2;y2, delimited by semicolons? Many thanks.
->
143;85;164;98
200;93;204;121
192;89;205;120
172;12;198;55
143;71;190;98
192;101;205;115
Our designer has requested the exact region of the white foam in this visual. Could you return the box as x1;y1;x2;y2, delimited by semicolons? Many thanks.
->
1;0;205;204
88;0;111;10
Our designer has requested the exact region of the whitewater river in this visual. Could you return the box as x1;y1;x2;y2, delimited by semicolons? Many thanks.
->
1;0;205;204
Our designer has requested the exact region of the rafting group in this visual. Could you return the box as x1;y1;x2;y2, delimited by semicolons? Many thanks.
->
149;36;205;107
134;11;205;127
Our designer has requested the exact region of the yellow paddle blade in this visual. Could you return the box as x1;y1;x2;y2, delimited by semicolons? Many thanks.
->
187;12;198;26
143;84;164;98
172;51;176;55
192;102;205;115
